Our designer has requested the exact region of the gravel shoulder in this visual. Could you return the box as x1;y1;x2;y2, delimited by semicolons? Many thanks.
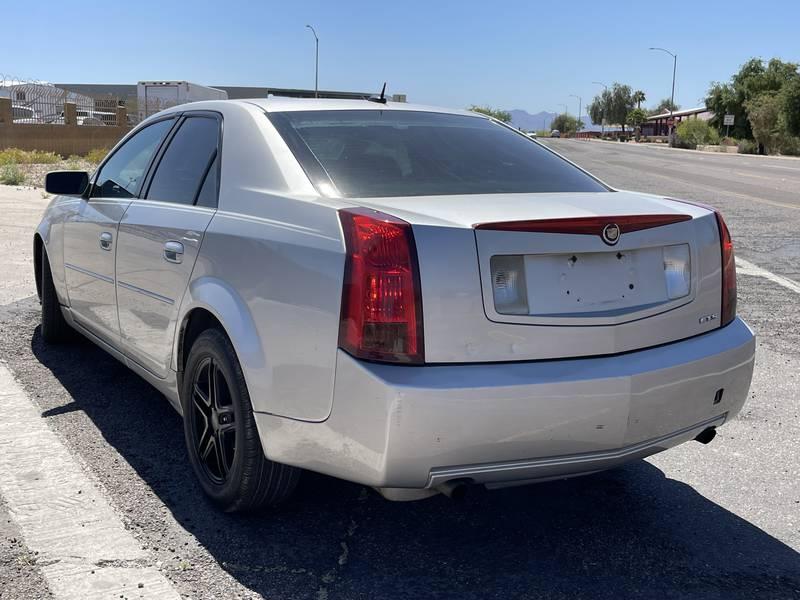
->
0;186;51;305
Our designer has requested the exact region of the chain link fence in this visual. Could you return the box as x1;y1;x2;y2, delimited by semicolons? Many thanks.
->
0;75;126;126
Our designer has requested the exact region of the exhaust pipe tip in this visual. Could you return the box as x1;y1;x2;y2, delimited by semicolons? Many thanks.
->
437;478;471;501
694;426;717;445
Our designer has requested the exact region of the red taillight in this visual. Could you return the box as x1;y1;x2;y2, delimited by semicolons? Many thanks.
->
662;198;737;328
338;208;424;363
716;211;737;326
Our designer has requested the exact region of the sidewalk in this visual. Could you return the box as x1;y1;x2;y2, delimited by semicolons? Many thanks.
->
586;138;800;162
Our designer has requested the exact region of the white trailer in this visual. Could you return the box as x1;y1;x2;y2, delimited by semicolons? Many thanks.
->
137;81;228;121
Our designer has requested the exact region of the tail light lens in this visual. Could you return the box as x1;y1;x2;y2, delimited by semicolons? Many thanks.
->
338;208;424;363
490;255;529;314
715;211;737;326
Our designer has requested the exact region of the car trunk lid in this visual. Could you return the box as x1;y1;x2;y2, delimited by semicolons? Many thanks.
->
351;191;723;363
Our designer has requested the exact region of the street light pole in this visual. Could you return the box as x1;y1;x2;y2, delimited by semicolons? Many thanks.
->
305;24;319;98
592;81;608;137
649;47;677;145
570;94;582;137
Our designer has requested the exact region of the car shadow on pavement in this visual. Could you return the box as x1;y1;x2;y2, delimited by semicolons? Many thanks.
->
25;323;800;600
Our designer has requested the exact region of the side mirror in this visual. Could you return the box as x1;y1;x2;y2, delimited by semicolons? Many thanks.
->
45;171;89;196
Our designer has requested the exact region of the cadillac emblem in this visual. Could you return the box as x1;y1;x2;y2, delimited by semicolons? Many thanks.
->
602;223;621;245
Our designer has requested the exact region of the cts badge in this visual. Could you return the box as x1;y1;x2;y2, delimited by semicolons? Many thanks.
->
699;314;719;324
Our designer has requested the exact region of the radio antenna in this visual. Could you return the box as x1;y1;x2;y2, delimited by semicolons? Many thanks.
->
368;82;388;104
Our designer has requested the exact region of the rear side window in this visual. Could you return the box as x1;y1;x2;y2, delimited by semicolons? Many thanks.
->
270;110;608;198
92;118;174;198
147;116;220;205
195;155;219;208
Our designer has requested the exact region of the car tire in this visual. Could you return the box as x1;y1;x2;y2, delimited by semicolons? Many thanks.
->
40;245;72;343
181;328;300;512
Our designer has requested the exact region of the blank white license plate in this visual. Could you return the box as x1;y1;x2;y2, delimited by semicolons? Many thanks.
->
523;247;671;316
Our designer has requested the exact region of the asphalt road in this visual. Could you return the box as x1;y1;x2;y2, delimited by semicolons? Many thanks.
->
0;142;799;599
543;139;800;281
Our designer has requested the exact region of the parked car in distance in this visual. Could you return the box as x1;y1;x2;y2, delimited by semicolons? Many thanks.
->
550;129;561;138
36;99;755;511
12;104;43;123
527;131;537;138
49;108;117;126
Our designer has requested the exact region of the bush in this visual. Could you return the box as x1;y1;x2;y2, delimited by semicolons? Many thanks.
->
676;119;719;148
673;135;696;150
780;136;800;156
66;155;82;170
738;139;758;154
85;147;109;164
0;163;26;185
0;149;60;165
720;136;738;146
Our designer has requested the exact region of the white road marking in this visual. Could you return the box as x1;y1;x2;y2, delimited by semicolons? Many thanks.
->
0;363;181;600
736;257;800;295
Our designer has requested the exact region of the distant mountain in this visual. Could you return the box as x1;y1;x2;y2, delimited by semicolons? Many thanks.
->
508;109;609;132
509;109;557;131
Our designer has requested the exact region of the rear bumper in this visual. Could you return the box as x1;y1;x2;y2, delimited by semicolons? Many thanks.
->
256;318;755;489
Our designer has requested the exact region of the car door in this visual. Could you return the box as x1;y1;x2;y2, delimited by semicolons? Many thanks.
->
115;112;221;378
62;118;175;345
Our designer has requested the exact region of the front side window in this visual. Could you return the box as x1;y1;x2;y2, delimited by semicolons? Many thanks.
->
146;116;219;205
92;118;174;198
270;110;608;198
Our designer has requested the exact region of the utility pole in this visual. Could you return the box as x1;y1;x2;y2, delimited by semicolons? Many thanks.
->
305;25;319;98
649;47;677;146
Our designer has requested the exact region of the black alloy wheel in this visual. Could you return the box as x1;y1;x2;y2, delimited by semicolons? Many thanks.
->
190;356;236;484
181;328;300;511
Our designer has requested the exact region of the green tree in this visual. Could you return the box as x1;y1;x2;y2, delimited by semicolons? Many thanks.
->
587;93;608;126
468;105;512;123
649;98;680;115
549;113;581;134
632;90;646;109
588;83;634;132
626;108;649;139
706;82;748;138
745;93;784;154
705;57;799;140
782;77;800;136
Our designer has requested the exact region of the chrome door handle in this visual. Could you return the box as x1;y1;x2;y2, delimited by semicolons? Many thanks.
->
99;231;113;250
163;241;184;264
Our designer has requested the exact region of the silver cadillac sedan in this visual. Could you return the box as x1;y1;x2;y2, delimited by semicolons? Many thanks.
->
35;99;755;511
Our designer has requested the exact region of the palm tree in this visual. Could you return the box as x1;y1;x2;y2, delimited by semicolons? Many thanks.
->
633;90;646;109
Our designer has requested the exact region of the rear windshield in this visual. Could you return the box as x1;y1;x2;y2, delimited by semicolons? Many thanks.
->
269;110;608;198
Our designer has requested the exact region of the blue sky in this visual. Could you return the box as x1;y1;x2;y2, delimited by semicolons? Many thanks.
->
3;0;798;114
